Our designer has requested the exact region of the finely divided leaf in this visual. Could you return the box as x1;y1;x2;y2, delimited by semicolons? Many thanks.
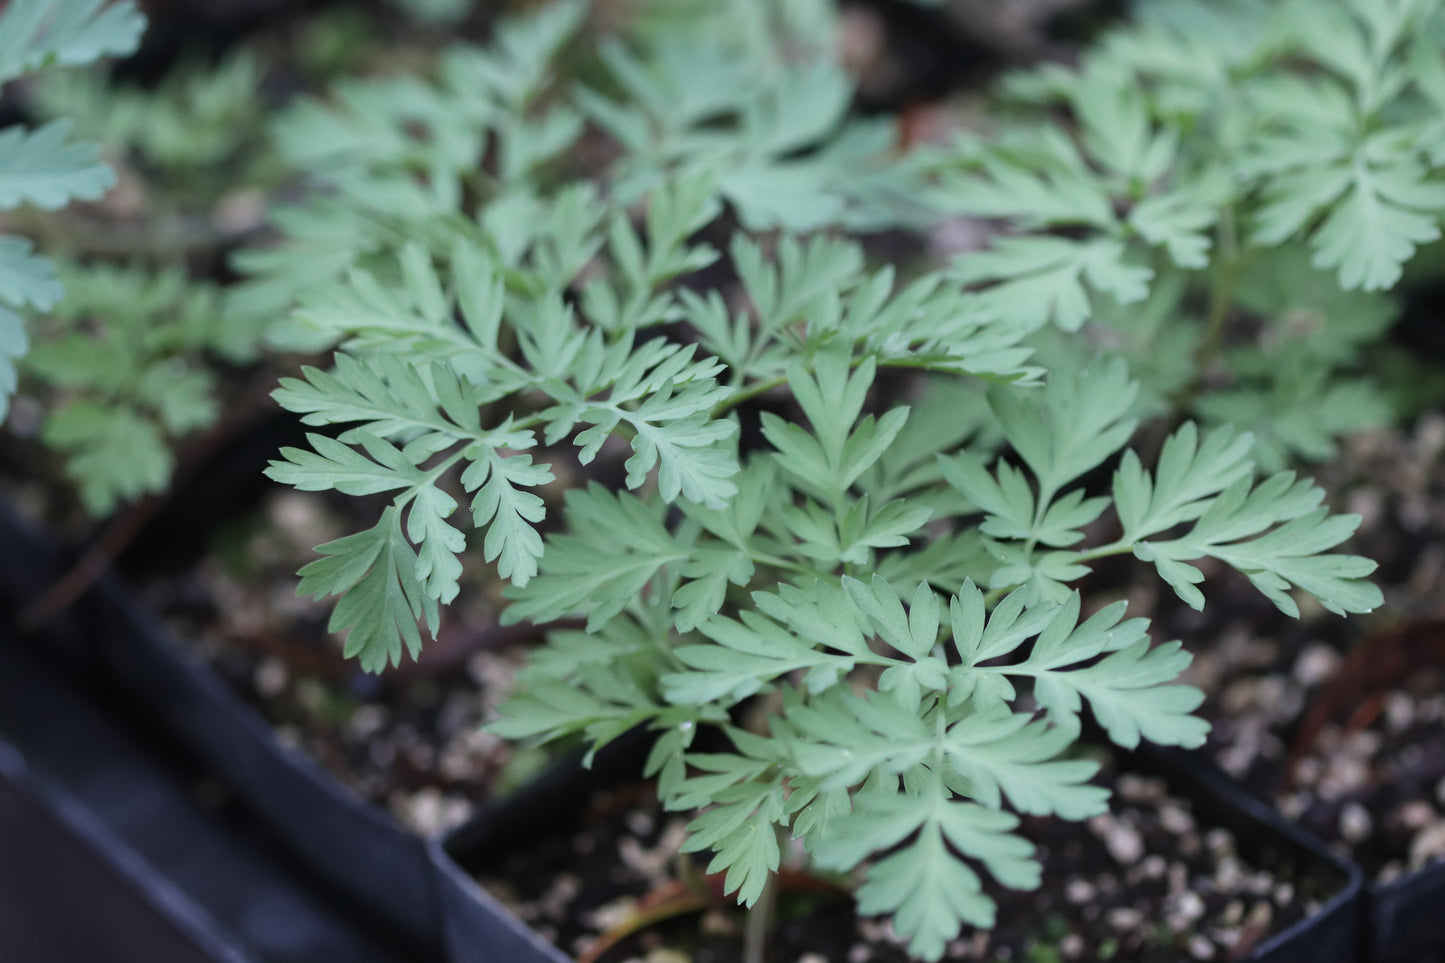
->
0;119;115;210
463;448;552;586
810;769;1040;962
502;484;685;629
940;708;1108;818
953;236;1152;332
1113;422;1256;540
682;777;786;907
0;0;145;84
407;484;465;604
296;507;437;672
0;235;64;310
664;608;856;705
0;304;26;419
1133;471;1382;616
267;430;424;496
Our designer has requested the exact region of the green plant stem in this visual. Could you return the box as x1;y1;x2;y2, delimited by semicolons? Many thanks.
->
1074;540;1143;567
743;852;778;963
749;551;818;577
713;374;787;417
1175;211;1244;414
714;346;912;420
1022;478;1060;559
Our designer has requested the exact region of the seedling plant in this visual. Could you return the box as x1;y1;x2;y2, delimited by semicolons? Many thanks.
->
8;0;1434;959
249;1;1401;959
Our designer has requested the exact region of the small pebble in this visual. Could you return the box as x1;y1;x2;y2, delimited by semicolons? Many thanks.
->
1293;757;1322;787
1169;862;1189;893
625;809;655;836
400;787;469;835
1217;741;1256;779
1339;802;1373;844
1255;676;1289;714
617;836;665;876
254;657;288;697
1204;828;1234;855
537;874;579;918
1106;907;1143;931
1060;934;1084;959
1247;901;1274;930
1159;801;1196;836
1172;890;1206;923
1383;691;1416;733
584;897;636;932
1222;678;1262;715
1292;643;1341;688
1065;879;1096;904
347;704;388;739
1244;869;1275;896
1279;792;1308;821
1116;775;1164;803
699;908;734;936
1398;800;1435;831
1222;899;1244;926
1101;820;1144;865
1189;934;1215;959
644;949;689;963
1215;856;1244;890
1409;822;1445;869
1319;756;1370;798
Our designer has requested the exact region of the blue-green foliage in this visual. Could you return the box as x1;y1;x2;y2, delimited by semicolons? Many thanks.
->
924;0;1445;467
0;0;144;421
255;2;1389;958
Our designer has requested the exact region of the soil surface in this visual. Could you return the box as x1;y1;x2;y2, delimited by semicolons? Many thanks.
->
474;746;1336;963
139;487;534;835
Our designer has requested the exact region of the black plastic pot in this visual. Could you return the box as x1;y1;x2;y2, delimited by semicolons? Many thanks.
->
435;732;657;963
0;499;442;961
1369;863;1445;963
434;736;1364;963
0;628;429;963
0;735;244;963
1137;746;1366;963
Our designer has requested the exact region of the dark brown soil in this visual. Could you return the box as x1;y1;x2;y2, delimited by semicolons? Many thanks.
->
137;488;531;834
475;747;1336;963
